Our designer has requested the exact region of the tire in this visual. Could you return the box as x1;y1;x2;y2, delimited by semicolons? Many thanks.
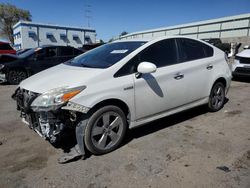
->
7;69;27;85
84;105;127;155
208;82;225;112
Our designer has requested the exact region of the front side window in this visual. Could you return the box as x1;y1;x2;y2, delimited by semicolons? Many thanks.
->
114;39;178;77
139;39;178;67
65;41;146;68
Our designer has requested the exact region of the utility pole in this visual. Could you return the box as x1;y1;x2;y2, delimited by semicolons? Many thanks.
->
84;4;92;28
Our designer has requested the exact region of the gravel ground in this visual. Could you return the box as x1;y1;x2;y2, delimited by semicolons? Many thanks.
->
0;79;250;188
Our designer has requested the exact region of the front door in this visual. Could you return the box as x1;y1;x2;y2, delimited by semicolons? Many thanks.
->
133;38;188;120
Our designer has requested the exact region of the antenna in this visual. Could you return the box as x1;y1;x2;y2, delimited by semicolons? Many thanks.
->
84;4;92;27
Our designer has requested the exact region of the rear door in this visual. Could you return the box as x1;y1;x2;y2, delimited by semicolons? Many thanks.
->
176;38;214;103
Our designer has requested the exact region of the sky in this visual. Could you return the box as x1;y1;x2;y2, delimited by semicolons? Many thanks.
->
1;0;250;41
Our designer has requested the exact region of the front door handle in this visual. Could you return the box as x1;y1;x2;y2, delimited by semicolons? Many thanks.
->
206;64;213;70
174;73;184;80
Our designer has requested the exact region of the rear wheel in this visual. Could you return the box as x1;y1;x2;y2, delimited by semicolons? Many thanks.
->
84;105;127;155
208;82;225;112
7;69;27;84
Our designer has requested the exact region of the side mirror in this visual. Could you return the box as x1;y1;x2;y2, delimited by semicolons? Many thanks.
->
137;62;157;74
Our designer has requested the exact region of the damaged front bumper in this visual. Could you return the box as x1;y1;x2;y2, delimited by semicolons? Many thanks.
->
12;87;89;163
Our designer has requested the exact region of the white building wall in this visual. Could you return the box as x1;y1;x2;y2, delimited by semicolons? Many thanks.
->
119;13;250;41
199;23;221;32
13;27;22;49
22;25;38;49
198;32;220;39
13;21;96;50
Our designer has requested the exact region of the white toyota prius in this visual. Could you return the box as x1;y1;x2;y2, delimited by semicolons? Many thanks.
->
13;36;232;163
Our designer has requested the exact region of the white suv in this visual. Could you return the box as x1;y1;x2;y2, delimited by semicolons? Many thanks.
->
232;48;250;77
13;36;232;162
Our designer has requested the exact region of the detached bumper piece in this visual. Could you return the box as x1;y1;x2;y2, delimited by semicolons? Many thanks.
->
13;88;88;163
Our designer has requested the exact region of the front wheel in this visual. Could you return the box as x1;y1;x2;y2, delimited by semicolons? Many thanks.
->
84;105;127;155
7;69;27;85
208;82;226;112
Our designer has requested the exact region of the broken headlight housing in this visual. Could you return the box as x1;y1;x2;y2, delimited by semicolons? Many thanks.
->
31;86;86;112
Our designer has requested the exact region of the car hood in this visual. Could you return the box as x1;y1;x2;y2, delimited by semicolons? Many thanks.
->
19;64;105;93
0;54;19;63
236;49;250;58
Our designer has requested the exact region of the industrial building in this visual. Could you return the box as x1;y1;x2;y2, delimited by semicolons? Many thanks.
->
13;21;96;50
119;13;250;42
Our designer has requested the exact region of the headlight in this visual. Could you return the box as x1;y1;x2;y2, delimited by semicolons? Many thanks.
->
0;64;4;70
31;86;86;111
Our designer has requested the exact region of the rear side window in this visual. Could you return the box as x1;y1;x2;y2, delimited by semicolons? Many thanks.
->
45;47;57;58
0;43;13;50
73;49;83;56
178;38;213;62
59;47;74;56
203;44;213;57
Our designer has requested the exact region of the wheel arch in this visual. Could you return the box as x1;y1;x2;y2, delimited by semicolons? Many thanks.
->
7;66;29;75
212;77;227;88
89;98;131;124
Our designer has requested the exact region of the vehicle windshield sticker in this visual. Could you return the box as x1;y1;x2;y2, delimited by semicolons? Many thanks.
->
110;49;128;54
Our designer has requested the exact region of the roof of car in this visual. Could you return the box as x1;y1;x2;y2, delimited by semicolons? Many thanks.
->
36;45;78;49
115;35;203;43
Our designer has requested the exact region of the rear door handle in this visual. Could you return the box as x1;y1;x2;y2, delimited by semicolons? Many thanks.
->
174;73;184;80
206;64;213;70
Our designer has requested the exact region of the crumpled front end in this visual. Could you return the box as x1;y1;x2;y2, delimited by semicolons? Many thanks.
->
12;87;89;163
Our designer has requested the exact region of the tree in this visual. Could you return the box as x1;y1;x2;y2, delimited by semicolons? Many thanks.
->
0;3;32;43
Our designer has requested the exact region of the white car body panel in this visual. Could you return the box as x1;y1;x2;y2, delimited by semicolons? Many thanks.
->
232;49;250;76
19;36;232;129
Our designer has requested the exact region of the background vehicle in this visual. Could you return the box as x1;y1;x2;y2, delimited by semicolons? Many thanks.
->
0;41;16;55
13;36;231;162
232;48;250;77
202;38;230;54
16;48;31;56
79;43;105;53
0;45;83;84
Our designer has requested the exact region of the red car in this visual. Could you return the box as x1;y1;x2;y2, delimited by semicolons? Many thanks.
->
0;41;16;55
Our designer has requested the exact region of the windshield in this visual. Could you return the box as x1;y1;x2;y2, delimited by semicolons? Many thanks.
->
18;48;35;58
65;41;146;68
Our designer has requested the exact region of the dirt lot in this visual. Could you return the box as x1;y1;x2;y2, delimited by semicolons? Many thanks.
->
0;79;250;188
